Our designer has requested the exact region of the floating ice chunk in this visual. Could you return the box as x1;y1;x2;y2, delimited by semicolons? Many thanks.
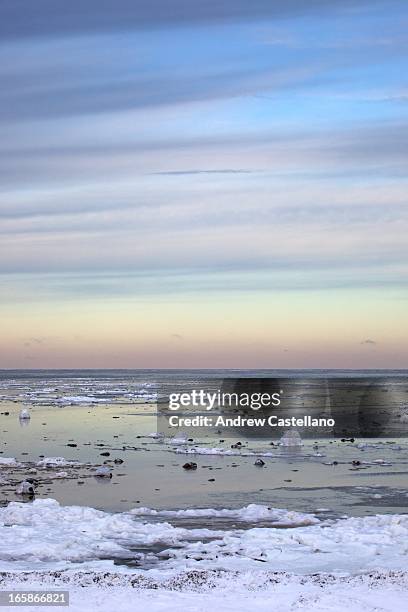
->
19;408;30;420
280;429;303;447
176;446;229;455
94;466;112;478
54;471;69;478
130;504;319;526
174;446;274;457
57;395;98;405
0;457;20;467
36;457;80;468
171;432;188;444
16;481;35;496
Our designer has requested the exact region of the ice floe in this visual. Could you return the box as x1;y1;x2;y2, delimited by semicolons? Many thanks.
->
174;446;274;457
130;504;319;526
36;457;81;468
280;430;303;447
0;457;20;467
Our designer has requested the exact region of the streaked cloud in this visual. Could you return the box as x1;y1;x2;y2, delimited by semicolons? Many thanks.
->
0;0;407;367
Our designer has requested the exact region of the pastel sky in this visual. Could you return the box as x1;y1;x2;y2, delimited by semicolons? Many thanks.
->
0;0;407;369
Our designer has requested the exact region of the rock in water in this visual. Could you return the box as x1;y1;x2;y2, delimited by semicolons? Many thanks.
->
16;480;35;496
254;458;265;466
182;462;197;470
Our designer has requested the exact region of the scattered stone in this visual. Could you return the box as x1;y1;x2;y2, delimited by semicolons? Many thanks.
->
114;458;124;464
182;462;197;470
254;458;265;466
16;480;35;496
100;452;110;457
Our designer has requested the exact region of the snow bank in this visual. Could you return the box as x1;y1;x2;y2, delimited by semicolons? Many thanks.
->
159;513;408;574
0;570;407;612
0;499;191;570
1;499;408;577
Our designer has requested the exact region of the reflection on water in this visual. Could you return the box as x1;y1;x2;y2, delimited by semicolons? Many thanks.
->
0;399;407;517
0;369;408;519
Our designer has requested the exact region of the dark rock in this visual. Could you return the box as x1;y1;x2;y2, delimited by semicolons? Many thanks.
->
254;459;265;466
182;462;197;470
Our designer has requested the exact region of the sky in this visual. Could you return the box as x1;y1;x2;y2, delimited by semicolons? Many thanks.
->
0;0;407;369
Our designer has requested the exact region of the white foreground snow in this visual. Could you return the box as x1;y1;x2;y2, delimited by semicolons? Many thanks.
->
0;570;407;612
1;499;408;611
1;499;408;576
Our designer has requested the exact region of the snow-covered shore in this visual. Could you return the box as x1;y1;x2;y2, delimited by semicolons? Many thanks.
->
1;569;407;612
1;498;408;610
